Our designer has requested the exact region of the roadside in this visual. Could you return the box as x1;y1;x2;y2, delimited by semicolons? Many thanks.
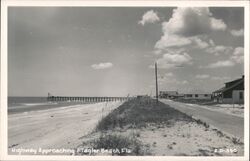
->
76;98;244;156
161;99;244;140
174;98;244;117
204;104;244;118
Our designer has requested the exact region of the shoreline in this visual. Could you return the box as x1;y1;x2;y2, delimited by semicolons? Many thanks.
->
8;101;124;155
8;102;94;115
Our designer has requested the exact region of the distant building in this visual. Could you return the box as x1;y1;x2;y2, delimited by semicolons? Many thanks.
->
212;76;244;104
183;94;212;100
159;91;179;99
137;95;150;99
160;91;211;100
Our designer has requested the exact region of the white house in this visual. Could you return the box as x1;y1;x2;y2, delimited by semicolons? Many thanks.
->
183;94;212;100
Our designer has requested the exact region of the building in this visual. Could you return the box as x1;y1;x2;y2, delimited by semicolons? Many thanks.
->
183;94;212;100
159;91;211;100
159;91;179;99
212;76;244;104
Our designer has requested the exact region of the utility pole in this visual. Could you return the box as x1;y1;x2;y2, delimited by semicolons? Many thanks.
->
155;62;159;104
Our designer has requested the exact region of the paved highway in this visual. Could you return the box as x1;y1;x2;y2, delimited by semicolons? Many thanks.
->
161;99;244;139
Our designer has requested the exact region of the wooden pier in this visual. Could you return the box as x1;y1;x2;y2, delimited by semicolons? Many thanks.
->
47;95;131;103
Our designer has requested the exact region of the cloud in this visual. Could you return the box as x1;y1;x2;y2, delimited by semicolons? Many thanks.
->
158;75;188;86
180;80;189;85
206;45;233;56
91;62;113;69
156;52;192;68
164;72;174;77
138;10;160;26
203;46;244;68
230;47;244;63
155;34;192;49
211;76;231;81
196;74;210;79
153;49;162;55
155;7;227;52
210;18;227;31
162;7;226;37
230;29;244;37
158;72;174;82
206;60;235;68
192;37;209;49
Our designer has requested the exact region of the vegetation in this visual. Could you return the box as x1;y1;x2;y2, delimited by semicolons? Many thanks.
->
232;137;243;145
96;98;193;131
90;134;148;155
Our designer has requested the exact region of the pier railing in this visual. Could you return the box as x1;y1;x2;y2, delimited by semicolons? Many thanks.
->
47;96;132;102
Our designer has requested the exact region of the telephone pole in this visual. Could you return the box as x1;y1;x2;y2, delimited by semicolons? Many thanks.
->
155;62;159;104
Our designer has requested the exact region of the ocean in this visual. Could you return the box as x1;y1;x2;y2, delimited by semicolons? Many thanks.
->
8;97;86;114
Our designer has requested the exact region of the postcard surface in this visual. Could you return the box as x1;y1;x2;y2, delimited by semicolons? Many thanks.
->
1;0;249;161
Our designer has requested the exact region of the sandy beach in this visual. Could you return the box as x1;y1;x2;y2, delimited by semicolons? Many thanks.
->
8;101;123;155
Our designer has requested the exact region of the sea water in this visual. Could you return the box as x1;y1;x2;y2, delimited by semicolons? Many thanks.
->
8;97;84;114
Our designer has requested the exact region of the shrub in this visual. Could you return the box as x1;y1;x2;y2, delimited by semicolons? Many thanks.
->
232;137;243;145
91;134;144;155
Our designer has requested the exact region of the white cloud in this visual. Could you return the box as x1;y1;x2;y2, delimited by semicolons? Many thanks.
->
161;7;227;37
192;37;209;49
180;80;189;85
153;49;162;55
206;60;235;68
155;34;192;49
91;62;113;69
196;74;210;79
158;76;188;86
230;29;244;37
230;47;244;63
203;46;244;68
210;18;227;31
211;76;231;81
209;39;215;46
138;10;160;26
164;72;174;77
206;45;233;56
155;7;227;51
158;72;174;84
156;52;192;68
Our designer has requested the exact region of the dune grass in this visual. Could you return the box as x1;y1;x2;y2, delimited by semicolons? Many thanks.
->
91;133;146;155
96;98;193;131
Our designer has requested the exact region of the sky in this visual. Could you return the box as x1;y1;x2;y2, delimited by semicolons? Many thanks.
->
8;7;244;97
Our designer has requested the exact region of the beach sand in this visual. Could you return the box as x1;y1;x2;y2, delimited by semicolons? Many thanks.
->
8;101;123;155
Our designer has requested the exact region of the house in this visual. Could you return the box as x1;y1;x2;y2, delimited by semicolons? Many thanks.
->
183;93;212;100
159;91;211;100
212;76;244;104
159;91;179;99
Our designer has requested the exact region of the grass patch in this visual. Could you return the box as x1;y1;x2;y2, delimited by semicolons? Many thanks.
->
96;98;192;131
88;134;149;155
195;119;210;129
232;137;243;145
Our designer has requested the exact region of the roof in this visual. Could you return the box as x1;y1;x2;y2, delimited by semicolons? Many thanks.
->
213;87;225;93
225;75;244;84
213;79;244;93
160;91;178;95
184;93;212;95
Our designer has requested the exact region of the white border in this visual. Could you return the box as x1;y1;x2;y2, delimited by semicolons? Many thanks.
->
1;1;249;161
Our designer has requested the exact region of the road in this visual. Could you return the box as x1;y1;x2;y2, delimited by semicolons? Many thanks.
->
161;99;244;139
